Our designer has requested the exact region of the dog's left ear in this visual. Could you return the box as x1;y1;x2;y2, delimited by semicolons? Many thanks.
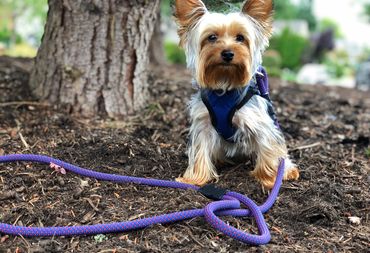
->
242;0;273;33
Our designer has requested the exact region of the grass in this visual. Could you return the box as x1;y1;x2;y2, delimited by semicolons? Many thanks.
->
365;148;370;158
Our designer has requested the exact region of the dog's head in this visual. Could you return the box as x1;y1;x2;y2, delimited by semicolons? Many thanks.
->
174;0;273;90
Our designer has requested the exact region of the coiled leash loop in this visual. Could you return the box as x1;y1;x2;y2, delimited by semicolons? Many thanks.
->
0;154;285;245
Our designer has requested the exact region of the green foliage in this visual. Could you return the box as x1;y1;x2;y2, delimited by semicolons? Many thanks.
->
0;26;11;45
0;0;47;21
365;148;370;158
262;50;282;77
161;0;317;30
269;28;309;70
161;0;172;17
0;30;22;45
322;51;352;78
202;0;242;12
274;0;298;20
323;59;345;78
275;0;316;30
297;0;317;30
357;47;370;62
164;41;186;65
0;0;47;49
162;0;242;14
364;3;370;22
281;69;297;82
319;18;343;38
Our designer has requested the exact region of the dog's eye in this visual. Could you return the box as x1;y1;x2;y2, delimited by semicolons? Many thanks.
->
236;34;245;42
208;34;217;42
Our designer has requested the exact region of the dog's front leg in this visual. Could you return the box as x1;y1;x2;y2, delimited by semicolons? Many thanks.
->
235;97;299;189
176;126;219;186
251;134;287;189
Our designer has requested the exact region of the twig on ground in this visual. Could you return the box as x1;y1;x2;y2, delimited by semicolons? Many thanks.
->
290;142;322;151
18;132;29;150
0;101;49;108
18;234;31;249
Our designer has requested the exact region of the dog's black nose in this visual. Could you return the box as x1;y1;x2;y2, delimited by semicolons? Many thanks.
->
221;50;234;62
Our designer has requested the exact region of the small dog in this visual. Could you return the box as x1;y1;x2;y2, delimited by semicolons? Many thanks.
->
174;0;299;189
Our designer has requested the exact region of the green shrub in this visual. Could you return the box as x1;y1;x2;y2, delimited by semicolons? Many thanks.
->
164;41;186;65
0;26;24;47
357;47;370;62
269;28;309;70
0;27;12;46
281;69;298;82
318;18;343;38
322;50;352;78
262;50;282;77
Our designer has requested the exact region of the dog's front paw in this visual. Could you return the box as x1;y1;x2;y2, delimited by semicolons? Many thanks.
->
176;177;209;186
258;177;276;190
250;169;276;190
284;167;300;181
253;166;300;190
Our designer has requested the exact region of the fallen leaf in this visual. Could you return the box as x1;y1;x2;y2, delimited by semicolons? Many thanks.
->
0;235;9;243
10;128;17;138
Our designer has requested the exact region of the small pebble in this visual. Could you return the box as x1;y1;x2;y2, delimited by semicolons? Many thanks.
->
348;216;361;225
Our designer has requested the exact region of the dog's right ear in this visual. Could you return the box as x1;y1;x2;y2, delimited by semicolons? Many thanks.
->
174;0;207;47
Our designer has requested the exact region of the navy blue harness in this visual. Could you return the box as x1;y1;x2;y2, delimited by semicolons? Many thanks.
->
200;67;277;142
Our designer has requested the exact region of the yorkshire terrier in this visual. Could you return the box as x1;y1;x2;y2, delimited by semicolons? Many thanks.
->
174;0;299;189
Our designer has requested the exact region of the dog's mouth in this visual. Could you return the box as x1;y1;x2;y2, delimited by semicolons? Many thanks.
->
201;61;249;90
214;62;237;67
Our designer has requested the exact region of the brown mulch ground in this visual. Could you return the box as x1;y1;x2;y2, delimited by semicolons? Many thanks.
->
0;57;369;253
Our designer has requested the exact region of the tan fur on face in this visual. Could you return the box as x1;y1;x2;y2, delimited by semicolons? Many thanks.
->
197;22;252;89
174;0;206;47
242;0;274;37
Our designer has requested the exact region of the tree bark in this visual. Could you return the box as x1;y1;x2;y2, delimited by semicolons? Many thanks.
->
30;0;160;119
149;12;166;66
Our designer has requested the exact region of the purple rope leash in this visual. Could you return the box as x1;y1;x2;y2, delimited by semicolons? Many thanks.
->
0;154;285;245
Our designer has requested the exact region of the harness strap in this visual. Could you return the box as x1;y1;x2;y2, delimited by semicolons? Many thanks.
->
256;66;278;127
201;67;277;142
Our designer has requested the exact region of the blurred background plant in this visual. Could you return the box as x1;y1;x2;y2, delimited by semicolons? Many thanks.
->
364;2;370;22
318;18;343;38
268;28;309;71
164;41;186;65
365;147;370;158
0;0;47;57
160;0;370;88
323;50;353;78
1;0;370;89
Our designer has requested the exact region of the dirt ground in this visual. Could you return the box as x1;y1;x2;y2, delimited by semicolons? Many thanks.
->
0;57;369;253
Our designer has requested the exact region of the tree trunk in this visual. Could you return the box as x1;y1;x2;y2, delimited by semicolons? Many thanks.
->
149;12;166;66
30;0;160;119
